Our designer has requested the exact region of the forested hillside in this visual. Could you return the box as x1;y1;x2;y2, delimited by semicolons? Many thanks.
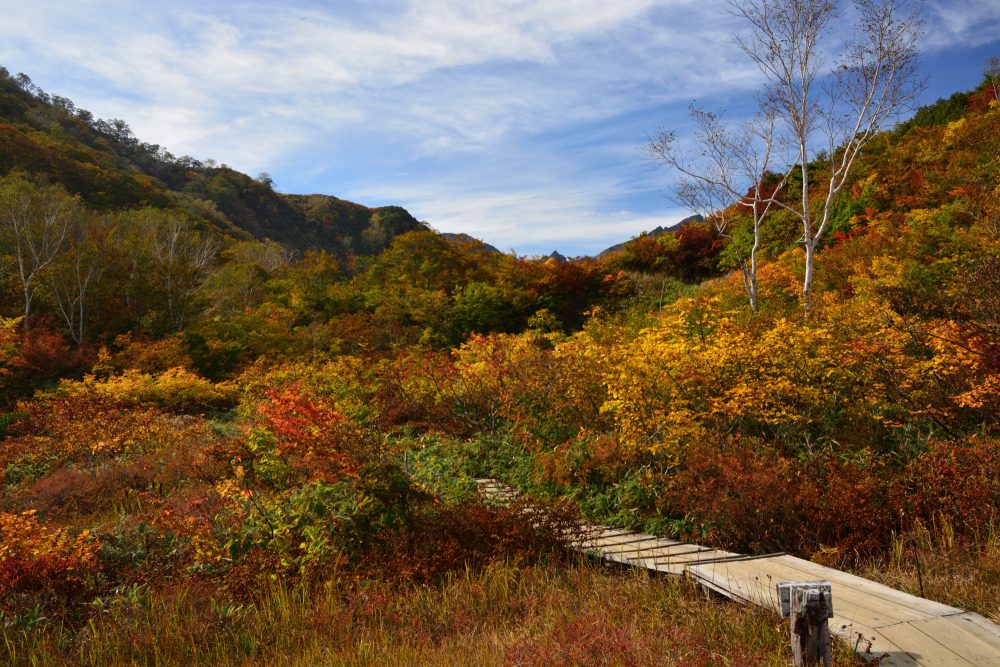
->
0;68;425;255
1;65;999;664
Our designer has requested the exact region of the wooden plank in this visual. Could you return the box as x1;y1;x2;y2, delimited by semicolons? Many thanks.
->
949;613;1000;647
753;557;954;623
769;556;959;618
684;560;783;610
644;545;712;557
575;534;645;550
689;559;929;630
685;561;933;667
570;531;628;548
856;630;922;667
757;562;937;627
906;616;1000;666
652;549;741;565
604;547;730;572
649;552;742;578
580;532;660;548
602;547;729;570
598;538;675;556
712;561;1000;665
599;542;699;558
565;523;607;542
650;559;703;577
680;551;785;565
577;527;636;540
876;621;977;667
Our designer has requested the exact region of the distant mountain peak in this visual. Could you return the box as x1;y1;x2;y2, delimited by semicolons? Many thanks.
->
545;250;568;263
438;232;501;254
596;214;704;258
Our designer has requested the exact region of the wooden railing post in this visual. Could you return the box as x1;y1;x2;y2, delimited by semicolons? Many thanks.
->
778;581;833;667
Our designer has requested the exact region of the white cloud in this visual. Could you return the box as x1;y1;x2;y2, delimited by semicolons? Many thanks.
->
923;0;1000;50
348;147;685;256
0;0;749;163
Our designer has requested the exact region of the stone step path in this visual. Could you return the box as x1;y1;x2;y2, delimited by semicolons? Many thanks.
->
476;478;1000;666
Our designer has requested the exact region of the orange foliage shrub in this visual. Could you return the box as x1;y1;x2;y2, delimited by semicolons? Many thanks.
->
452;333;551;434
0;395;212;483
538;431;639;489
106;332;193;373
444;331;611;446
378;349;470;435
0;511;102;618
238;356;380;423
55;367;238;413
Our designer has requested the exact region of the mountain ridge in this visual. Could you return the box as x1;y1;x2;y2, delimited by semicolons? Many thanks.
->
596;214;705;259
0;67;425;257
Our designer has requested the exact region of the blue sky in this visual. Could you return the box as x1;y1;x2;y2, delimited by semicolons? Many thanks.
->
2;1;999;256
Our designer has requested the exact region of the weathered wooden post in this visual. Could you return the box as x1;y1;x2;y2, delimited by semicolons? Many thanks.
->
778;581;833;667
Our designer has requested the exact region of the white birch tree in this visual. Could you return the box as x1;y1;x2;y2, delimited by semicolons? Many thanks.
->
0;172;77;329
986;56;1000;102
145;213;218;332
729;0;924;313
649;105;791;311
47;215;112;343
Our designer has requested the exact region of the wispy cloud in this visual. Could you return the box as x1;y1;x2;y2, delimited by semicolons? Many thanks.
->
923;0;1000;50
0;0;996;255
349;141;686;256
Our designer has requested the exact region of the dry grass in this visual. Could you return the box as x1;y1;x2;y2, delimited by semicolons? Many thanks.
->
854;518;1000;623
2;560;861;666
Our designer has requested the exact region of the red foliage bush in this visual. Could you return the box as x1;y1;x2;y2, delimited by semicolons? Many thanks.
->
6;438;226;521
377;350;472;436
661;436;999;560
968;84;998;114
505;609;772;667
12;327;79;378
251;383;364;482
506;610;652;667
893;436;1000;532
661;441;808;554
0;325;90;403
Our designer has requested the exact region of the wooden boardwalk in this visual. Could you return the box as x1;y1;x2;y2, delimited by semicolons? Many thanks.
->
477;478;1000;666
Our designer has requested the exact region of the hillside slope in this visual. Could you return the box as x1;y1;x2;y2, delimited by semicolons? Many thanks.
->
0;67;424;255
